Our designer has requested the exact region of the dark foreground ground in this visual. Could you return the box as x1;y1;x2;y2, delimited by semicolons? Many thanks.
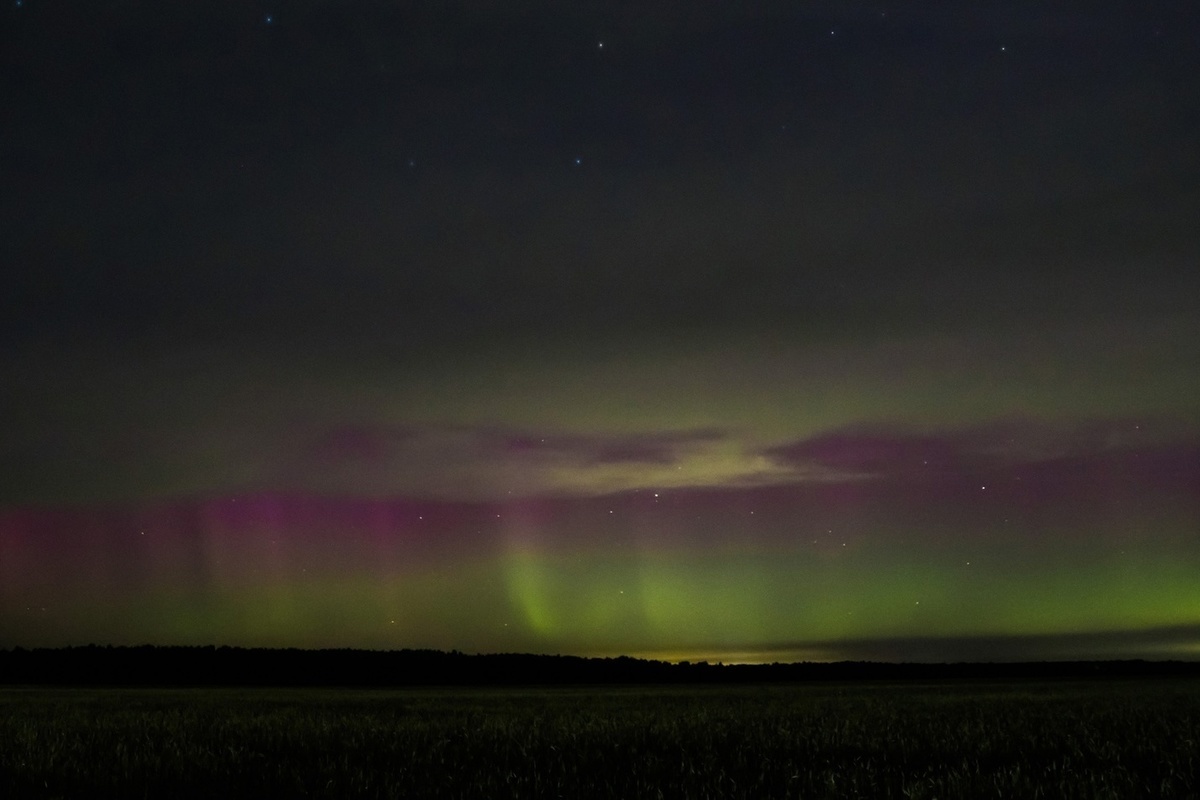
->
2;680;1197;799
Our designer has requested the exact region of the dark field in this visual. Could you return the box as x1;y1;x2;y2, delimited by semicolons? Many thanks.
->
2;681;1197;799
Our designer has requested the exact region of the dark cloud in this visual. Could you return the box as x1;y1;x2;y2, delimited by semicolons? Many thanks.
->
764;418;1199;482
294;423;727;470
481;427;727;466
301;425;419;467
765;432;971;476
227;424;736;499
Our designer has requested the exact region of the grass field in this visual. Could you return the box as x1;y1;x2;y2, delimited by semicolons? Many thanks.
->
1;680;1197;798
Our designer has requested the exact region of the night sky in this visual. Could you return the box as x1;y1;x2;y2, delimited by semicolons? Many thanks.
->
2;0;1198;663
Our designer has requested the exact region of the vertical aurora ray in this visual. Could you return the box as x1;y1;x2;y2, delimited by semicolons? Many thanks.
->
1;449;1198;659
3;0;1199;665
1;326;1197;660
483;431;1199;660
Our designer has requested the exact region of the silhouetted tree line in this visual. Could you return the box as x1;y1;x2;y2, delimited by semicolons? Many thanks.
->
0;646;1197;686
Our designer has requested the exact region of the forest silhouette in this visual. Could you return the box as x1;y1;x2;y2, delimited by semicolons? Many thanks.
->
2;646;1196;686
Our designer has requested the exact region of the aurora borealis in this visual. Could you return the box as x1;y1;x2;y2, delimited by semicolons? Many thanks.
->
2;1;1198;662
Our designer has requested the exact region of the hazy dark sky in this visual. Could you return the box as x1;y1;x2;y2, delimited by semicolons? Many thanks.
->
2;0;1198;662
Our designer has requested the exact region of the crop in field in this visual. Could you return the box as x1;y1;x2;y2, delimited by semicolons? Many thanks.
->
1;681;1197;798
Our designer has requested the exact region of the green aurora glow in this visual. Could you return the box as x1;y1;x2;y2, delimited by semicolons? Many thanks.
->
3;2;1199;663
